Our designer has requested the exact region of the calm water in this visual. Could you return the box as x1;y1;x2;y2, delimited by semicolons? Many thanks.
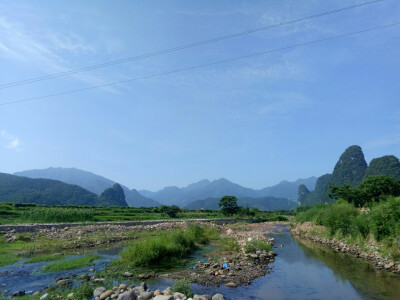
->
1;229;400;299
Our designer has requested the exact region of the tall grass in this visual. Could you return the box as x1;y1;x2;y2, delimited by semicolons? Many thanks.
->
296;197;400;251
117;224;219;267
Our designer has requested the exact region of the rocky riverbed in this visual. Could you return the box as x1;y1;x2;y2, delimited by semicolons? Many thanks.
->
291;222;400;275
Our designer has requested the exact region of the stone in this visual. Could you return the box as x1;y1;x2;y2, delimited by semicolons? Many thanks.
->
154;290;162;296
140;282;147;290
12;291;25;297
94;287;107;297
100;290;114;300
384;264;392;270
193;295;212;300
174;292;186;299
56;279;72;288
67;293;74;299
225;282;237;288
88;268;95;272
40;294;49;300
123;272;133;277
119;284;127;290
153;296;174;300
117;290;137;300
212;294;226;300
163;287;173;295
138;291;153;300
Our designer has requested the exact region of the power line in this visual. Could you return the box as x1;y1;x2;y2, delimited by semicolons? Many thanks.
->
1;22;398;107
0;0;385;90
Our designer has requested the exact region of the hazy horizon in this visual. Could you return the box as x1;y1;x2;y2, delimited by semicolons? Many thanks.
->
1;1;399;190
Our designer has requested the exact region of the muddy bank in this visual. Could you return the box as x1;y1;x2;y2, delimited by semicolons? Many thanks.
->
291;222;400;275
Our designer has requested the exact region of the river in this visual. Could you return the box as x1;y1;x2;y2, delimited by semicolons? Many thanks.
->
1;226;399;299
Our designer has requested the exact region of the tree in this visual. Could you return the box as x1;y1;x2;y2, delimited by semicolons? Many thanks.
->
159;205;181;218
219;195;239;216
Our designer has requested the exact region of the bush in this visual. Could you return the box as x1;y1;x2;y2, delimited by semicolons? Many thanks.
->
321;200;358;236
173;279;193;298
244;239;272;253
370;196;400;241
353;213;370;239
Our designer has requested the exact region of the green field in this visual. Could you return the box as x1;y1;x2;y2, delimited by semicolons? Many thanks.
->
0;202;292;224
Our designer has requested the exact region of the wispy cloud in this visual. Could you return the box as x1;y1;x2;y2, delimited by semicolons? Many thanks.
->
0;15;118;92
1;130;22;151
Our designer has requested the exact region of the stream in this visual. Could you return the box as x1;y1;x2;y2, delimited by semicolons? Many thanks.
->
1;227;400;299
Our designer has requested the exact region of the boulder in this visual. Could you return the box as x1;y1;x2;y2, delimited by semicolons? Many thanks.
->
193;295;212;300
94;287;107;297
123;272;133;277
40;294;49;300
138;291;153;300
225;282;237;288
173;292;186;299
212;294;226;300
163;287;173;295
100;290;114;300
118;290;137;300
153;296;174;300
56;279;72;288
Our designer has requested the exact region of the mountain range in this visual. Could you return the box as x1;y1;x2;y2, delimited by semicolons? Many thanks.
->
140;177;317;207
15;168;160;207
0;172;128;207
14;167;316;209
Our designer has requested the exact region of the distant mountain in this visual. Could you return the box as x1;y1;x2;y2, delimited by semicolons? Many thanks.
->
99;184;126;207
185;196;296;211
14;167;160;207
140;177;317;207
0;172;127;206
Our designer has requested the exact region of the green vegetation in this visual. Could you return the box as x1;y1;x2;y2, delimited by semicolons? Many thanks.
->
329;176;400;207
173;279;193;298
159;205;181;218
99;183;127;207
219;195;239;216
115;225;219;268
296;197;400;260
0;253;20;267
244;239;272;253
41;254;101;272
364;155;400;180
25;253;66;264
218;237;240;252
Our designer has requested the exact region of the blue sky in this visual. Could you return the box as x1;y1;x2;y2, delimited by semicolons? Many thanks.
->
0;0;399;191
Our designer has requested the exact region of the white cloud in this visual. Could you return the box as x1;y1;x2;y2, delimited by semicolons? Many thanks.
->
1;130;22;151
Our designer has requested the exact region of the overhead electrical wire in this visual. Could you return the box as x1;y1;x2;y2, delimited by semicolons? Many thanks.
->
1;22;398;107
0;0;385;90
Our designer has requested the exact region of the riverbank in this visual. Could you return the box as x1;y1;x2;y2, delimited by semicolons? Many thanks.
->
291;222;400;275
0;222;279;298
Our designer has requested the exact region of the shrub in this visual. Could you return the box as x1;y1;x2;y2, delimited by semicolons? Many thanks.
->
244;239;272;253
353;213;370;239
173;279;193;298
320;200;358;236
370;196;400;241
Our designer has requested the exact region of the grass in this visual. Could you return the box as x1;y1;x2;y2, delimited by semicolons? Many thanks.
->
41;254;101;273
115;224;220;268
0;253;21;267
25;253;66;264
173;279;193;298
244;239;272;253
217;237;240;252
